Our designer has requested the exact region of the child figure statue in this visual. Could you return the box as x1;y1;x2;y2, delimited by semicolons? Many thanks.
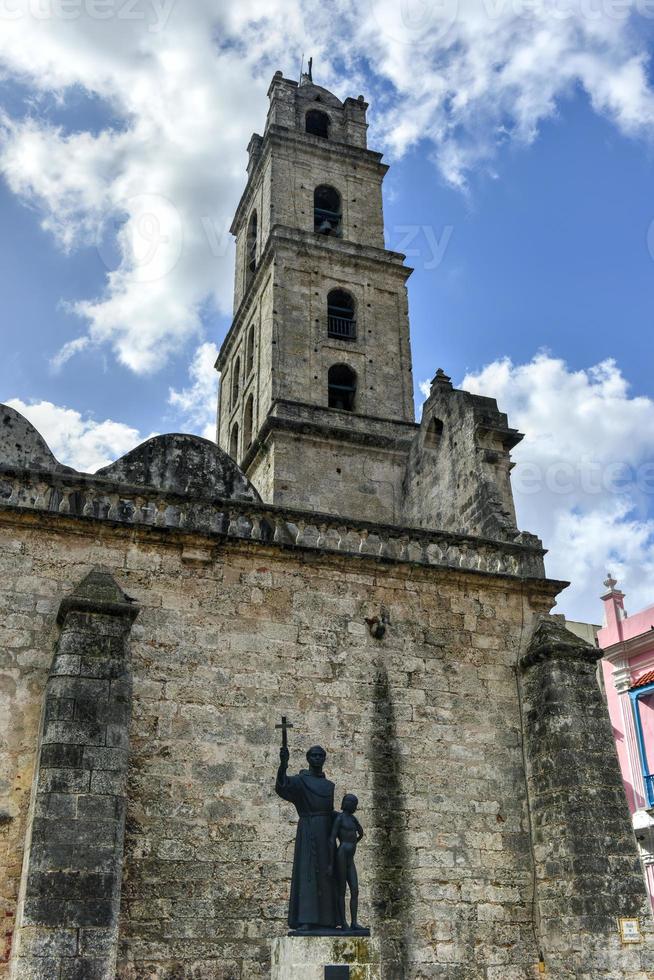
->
329;793;367;933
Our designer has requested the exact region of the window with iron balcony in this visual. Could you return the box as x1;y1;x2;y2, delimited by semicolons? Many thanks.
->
327;289;356;341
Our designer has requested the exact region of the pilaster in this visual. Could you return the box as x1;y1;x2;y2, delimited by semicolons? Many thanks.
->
10;570;138;980
520;618;654;977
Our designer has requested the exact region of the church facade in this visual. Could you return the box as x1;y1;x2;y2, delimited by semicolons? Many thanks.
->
0;71;653;980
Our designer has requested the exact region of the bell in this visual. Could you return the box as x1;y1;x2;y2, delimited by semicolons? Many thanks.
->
318;218;333;235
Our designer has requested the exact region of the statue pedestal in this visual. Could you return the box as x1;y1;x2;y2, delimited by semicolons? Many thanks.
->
270;935;382;979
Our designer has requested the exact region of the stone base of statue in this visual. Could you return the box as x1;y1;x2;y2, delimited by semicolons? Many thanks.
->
270;935;381;979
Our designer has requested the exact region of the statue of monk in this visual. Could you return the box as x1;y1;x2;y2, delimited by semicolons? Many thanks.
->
275;744;338;930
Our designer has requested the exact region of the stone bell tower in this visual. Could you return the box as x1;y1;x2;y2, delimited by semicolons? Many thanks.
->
216;69;418;523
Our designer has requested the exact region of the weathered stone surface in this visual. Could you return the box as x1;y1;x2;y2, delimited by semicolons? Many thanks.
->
216;72;417;524
0;404;69;474
96;433;260;502
403;371;525;541
271;935;381;980
520;617;654;977
0;472;651;977
9;569;138;980
0;499;562;979
0;465;548;580
214;77;528;544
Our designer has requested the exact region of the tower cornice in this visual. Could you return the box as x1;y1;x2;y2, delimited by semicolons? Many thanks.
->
216;226;413;371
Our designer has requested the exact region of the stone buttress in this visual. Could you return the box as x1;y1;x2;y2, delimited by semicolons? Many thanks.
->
10;570;138;980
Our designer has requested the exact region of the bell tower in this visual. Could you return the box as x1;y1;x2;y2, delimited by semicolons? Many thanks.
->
216;69;418;522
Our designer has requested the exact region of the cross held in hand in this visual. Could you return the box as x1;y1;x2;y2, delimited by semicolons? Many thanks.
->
276;715;293;749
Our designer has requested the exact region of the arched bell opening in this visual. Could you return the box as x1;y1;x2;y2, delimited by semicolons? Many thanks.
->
328;364;357;412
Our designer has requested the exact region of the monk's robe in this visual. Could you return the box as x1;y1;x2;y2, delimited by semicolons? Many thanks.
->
276;768;338;929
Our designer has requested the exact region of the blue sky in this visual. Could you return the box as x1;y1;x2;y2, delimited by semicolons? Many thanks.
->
1;0;654;620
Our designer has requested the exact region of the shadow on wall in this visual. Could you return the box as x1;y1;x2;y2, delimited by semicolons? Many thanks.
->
370;663;413;979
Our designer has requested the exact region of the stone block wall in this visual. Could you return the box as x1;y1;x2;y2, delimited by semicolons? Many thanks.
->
270;236;414;426
0;508;555;979
520;619;654;978
218;270;274;465
248;424;411;524
1;499;653;979
9;570;137;980
403;371;523;541
269;134;387;250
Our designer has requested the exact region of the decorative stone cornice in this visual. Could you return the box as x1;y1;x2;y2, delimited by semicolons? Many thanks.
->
0;464;552;583
240;400;418;473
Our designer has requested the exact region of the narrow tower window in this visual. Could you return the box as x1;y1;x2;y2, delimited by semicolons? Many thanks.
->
314;185;342;237
246;211;258;286
425;417;444;449
246;324;255;376
244;394;254;449
327;289;356;340
306;109;330;139
231;356;241;408
230;422;239;461
328;364;357;412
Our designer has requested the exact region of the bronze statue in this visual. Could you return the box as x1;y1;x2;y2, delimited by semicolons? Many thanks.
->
329;794;365;931
274;717;369;936
276;736;338;930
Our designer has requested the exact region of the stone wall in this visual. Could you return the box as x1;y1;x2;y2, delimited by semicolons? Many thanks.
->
1;414;652;979
269;131;386;250
520;619;654;978
0;504;561;979
0;494;637;980
217;269;274;464
249;426;410;524
402;371;523;541
10;570;137;980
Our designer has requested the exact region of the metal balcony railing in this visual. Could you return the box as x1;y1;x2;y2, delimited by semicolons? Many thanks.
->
328;315;357;340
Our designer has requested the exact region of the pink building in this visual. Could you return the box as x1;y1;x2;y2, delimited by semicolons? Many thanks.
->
599;575;654;906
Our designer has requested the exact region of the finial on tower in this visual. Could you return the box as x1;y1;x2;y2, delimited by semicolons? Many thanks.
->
604;572;618;591
300;56;314;86
430;369;452;394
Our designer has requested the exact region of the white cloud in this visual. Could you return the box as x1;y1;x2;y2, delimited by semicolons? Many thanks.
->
419;379;432;400
461;354;654;621
168;341;219;441
5;397;153;472
1;1;653;370
50;336;90;372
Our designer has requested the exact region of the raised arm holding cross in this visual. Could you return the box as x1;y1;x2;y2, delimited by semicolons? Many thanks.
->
276;715;293;770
